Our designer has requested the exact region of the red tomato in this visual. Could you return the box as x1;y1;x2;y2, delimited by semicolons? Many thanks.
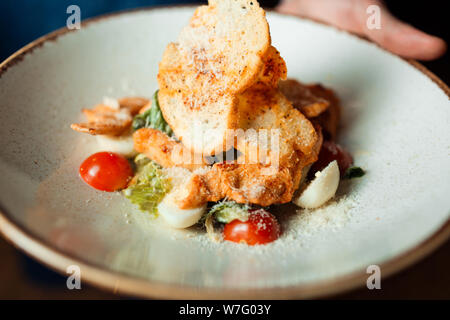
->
223;209;280;245
79;152;133;192
310;140;353;178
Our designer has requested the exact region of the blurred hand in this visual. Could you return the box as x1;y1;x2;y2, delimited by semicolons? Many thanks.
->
277;0;447;60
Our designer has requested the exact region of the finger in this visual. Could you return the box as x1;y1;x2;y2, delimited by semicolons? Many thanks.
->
277;0;373;34
364;10;447;60
277;0;447;61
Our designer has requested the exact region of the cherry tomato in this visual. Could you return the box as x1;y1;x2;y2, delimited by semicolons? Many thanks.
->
310;140;353;178
223;209;280;245
79;152;133;192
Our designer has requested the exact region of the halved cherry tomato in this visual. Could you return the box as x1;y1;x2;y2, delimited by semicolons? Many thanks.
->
223;209;280;245
79;152;133;192
310;140;353;178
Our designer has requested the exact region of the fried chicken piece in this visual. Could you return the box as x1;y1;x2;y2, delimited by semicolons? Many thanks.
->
71;105;132;136
307;84;341;140
175;162;294;209
175;132;322;209
133;128;210;171
71;97;149;136
118;97;150;115
279;79;341;140
278;79;329;118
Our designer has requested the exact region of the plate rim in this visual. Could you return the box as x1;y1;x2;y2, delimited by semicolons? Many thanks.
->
0;5;449;299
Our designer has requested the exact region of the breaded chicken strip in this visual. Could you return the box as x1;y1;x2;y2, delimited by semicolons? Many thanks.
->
133;128;210;171
174;136;322;209
175;162;294;209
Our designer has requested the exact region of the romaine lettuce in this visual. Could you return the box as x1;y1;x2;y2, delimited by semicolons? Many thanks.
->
124;156;171;215
207;201;250;224
132;90;173;136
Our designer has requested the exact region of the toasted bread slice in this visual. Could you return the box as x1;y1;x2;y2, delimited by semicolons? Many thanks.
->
236;86;319;167
158;0;271;155
257;46;288;87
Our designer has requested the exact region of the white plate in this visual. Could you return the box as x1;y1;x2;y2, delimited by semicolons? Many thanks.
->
0;7;449;299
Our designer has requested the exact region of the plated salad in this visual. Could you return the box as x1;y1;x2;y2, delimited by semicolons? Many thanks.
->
71;0;364;245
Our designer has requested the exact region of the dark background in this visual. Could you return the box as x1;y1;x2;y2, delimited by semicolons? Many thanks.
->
0;0;448;299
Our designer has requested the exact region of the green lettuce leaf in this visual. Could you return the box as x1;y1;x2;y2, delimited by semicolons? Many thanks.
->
123;156;171;216
132;90;173;136
343;166;365;179
207;201;250;224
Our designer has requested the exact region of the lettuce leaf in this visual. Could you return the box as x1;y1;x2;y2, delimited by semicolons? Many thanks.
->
123;156;171;216
343;166;365;179
207;201;250;224
132;90;173;136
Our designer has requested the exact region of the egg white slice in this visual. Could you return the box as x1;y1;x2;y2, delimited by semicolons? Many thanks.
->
96;134;136;157
158;190;206;229
294;160;340;209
